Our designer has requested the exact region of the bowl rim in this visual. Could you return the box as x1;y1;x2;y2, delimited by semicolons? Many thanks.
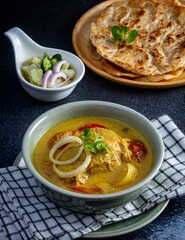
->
22;100;164;200
18;48;85;91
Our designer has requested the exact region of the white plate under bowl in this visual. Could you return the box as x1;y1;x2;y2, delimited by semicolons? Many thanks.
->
14;152;169;238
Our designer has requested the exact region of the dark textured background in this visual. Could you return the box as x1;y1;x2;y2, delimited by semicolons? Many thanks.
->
0;0;184;239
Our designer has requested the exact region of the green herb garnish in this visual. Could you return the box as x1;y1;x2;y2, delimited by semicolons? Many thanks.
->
125;29;139;44
111;25;128;43
81;128;109;153
111;25;138;44
82;128;93;141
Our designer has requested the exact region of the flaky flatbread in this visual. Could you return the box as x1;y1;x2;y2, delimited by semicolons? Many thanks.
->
90;0;185;77
100;57;184;81
101;58;140;77
135;68;184;82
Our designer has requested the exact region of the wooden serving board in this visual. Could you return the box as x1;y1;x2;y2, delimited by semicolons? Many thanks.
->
72;0;185;89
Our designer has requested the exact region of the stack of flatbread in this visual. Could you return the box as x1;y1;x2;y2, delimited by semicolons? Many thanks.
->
90;0;185;82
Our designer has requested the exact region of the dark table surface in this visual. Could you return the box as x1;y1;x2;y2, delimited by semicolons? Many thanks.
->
0;0;185;239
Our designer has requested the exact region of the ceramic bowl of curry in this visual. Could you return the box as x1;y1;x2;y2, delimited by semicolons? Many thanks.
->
22;101;164;213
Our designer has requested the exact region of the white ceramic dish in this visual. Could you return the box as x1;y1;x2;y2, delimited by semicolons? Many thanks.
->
4;27;85;102
22;101;164;213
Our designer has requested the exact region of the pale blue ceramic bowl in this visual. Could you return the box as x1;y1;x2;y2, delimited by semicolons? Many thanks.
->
22;101;164;213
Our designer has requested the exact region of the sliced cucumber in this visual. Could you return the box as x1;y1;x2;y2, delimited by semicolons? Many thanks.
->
41;52;52;73
61;69;76;79
22;63;40;78
32;57;41;65
51;54;62;65
29;69;43;86
61;62;70;70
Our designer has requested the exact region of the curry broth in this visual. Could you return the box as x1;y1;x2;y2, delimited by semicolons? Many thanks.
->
33;117;154;193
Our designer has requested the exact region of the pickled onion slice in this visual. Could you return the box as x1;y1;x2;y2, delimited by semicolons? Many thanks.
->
42;70;52;88
53;60;67;73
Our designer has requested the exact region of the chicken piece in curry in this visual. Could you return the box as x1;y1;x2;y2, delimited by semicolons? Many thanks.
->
33;117;153;194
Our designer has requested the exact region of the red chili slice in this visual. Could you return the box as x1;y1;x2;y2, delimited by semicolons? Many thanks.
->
69;185;104;194
129;140;147;162
78;123;107;131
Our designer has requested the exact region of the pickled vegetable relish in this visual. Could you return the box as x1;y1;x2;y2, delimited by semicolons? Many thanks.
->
21;52;76;88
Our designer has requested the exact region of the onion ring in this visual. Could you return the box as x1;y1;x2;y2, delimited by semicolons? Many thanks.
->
49;72;67;85
53;143;84;165
42;70;52;88
50;77;70;88
49;136;83;164
53;60;67;73
53;147;91;178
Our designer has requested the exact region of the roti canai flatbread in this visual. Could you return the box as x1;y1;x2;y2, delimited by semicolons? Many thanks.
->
90;0;185;77
136;68;184;81
101;57;184;81
101;58;140;77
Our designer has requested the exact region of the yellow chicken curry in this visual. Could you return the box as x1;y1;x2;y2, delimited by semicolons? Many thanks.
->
33;117;154;194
